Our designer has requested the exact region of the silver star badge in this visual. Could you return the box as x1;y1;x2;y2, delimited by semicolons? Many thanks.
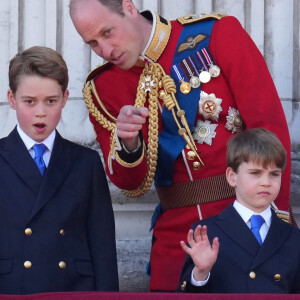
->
193;120;218;146
199;91;222;121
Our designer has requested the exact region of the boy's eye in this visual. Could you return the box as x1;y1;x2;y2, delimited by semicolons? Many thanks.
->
250;171;260;175
271;172;280;177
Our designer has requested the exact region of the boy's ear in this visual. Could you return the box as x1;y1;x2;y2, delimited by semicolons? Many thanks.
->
226;167;237;188
7;90;16;110
62;89;69;108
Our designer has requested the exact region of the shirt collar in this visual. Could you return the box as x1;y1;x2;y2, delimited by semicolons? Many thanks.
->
17;124;56;152
138;10;172;64
233;200;272;227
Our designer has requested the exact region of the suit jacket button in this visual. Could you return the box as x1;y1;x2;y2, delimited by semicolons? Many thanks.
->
24;261;32;268
181;281;187;291
60;229;65;236
274;274;281;281
25;228;32;236
59;261;66;269
249;271;256;279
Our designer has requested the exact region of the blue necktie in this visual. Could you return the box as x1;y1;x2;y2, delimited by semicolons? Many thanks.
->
250;215;265;245
33;144;47;176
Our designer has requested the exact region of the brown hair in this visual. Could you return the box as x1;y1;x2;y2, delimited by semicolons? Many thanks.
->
227;128;286;172
9;46;68;93
70;0;129;17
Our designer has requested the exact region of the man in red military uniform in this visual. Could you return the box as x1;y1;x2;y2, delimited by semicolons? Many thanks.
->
70;0;292;292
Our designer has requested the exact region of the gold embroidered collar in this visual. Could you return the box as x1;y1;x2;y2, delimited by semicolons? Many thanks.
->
139;10;172;63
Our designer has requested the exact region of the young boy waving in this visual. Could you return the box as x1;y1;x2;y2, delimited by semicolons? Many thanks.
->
178;128;300;294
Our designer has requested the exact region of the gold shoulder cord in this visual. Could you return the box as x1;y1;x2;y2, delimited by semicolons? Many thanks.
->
83;62;203;197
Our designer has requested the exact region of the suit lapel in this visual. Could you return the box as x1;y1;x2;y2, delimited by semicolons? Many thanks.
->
28;132;77;221
251;211;292;268
215;205;261;256
0;128;43;194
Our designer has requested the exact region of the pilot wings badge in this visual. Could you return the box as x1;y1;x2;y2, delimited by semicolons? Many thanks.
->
177;34;207;53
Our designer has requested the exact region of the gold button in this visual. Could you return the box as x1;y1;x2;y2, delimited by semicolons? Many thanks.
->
181;281;187;291
59;261;66;269
60;229;65;236
192;161;201;170
274;274;281;281
25;228;32;236
187;151;196;160
249;271;256;279
24;261;32;268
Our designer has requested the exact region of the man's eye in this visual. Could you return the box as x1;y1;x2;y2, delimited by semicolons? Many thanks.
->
105;29;112;35
26;100;34;104
48;99;56;104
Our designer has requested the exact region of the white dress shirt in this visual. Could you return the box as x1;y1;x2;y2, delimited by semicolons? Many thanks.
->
17;125;55;167
191;200;272;286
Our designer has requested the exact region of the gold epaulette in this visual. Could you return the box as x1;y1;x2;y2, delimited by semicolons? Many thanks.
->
177;12;227;25
270;202;290;223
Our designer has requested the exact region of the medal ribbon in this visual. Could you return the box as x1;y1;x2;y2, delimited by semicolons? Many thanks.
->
196;51;209;71
188;56;200;77
172;64;187;82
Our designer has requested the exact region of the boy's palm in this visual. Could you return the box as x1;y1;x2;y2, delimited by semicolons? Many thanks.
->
180;225;219;281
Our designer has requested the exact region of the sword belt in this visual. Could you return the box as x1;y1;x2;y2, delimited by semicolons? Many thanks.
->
156;174;235;210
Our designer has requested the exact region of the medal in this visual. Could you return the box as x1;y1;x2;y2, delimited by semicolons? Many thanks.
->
180;80;192;94
225;107;244;133
209;65;221;77
199;71;211;83
196;51;211;83
182;59;201;89
199;91;222;121
189;75;201;88
201;48;221;78
192;120;218;146
173;64;191;94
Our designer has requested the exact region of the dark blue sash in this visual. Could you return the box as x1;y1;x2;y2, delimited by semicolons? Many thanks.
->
155;19;216;186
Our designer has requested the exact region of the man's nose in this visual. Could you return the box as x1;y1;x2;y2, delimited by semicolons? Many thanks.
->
96;42;113;59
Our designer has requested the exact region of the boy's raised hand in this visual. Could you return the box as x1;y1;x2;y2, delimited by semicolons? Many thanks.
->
180;225;219;281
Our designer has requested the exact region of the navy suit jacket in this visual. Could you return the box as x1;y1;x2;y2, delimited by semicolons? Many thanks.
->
178;204;300;294
0;128;118;294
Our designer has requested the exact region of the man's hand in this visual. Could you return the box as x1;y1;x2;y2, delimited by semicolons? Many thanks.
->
180;225;219;281
116;105;149;151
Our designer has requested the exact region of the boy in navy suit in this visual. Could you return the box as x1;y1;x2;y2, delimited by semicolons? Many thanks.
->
178;128;300;294
0;46;118;294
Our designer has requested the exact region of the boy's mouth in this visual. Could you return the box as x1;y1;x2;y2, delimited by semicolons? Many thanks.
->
34;123;46;129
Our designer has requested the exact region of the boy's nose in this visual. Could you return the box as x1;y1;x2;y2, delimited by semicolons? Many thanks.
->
35;104;46;116
261;175;271;186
